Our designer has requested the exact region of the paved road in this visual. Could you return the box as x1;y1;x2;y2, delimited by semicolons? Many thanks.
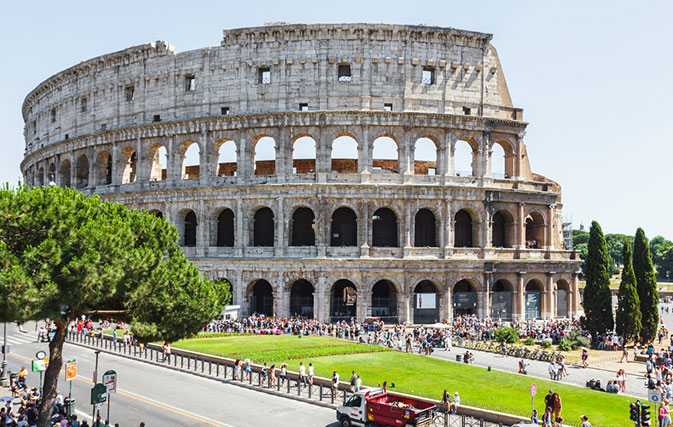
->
1;322;338;427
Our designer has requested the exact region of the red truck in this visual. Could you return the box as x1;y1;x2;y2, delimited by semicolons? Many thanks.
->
336;388;436;427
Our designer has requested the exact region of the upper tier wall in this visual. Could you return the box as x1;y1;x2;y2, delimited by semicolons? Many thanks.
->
22;23;521;155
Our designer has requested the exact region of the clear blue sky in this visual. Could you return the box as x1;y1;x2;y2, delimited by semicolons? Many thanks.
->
2;0;670;239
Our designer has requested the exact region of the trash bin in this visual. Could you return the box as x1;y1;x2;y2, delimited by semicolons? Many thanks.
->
456;354;462;362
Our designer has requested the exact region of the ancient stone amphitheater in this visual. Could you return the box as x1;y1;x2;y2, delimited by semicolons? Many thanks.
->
21;23;582;324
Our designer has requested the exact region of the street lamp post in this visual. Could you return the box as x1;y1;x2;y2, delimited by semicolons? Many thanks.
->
0;322;9;386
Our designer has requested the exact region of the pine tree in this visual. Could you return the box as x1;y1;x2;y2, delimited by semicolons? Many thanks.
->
616;240;641;341
633;228;659;342
581;221;614;338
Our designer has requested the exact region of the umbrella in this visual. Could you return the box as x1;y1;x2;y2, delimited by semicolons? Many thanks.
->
0;396;13;403
579;346;588;351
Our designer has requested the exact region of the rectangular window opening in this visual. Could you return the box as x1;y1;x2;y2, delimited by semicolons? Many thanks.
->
81;97;88;113
51;109;56;123
299;103;309;111
338;64;352;82
125;85;135;102
153;114;161;123
64;134;69;140
384;103;393;112
221;107;230;115
101;123;107;131
258;67;271;84
463;106;471;115
32;120;36;135
185;74;196;92
422;67;435;85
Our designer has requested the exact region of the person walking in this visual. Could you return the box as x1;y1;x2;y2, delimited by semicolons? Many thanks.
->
548;361;557;380
162;341;171;363
299;362;307;388
661;400;672;427
580;415;592;427
234;359;241;380
581;348;589;368
308;362;314;386
332;371;340;394
349;371;358;392
519;359;528;375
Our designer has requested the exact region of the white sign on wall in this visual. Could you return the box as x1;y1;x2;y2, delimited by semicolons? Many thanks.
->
416;293;437;309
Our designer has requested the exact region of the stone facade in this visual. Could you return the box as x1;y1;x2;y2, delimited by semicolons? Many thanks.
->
20;23;582;324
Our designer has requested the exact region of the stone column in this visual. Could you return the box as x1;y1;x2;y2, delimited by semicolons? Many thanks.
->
514;134;523;180
359;125;370;174
200;128;209;181
235;199;244;256
572;273;580;317
360;202;370;257
517;202;525;249
238;134;248;178
111;144;120;186
276;197;284;256
401;126;413;177
403;202;412;256
484;272;492;319
546;273;555;320
198;199;207;248
482;131;492;178
546;204;555;249
406;293;413;325
516;272;525;320
445;288;453;322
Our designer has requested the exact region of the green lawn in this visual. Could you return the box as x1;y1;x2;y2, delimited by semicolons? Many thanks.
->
172;335;633;427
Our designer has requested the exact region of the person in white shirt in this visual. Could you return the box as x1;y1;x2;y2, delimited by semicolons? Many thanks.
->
308;363;314;385
580;415;592;427
299;362;307;387
548;361;557;380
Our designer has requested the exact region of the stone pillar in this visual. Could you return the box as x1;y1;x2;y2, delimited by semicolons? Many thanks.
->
482;131;492;178
484;272;492;319
401;126;413;176
546;204;555;249
403;202;412;256
546;273;555;320
572;273;580;317
277;127;287;182
200;129;209;180
235;199;244;255
276;197;284;256
359;125;370;173
406;293;413;325
445;288;453;322
234;270;243;309
517;202;525;249
516;272;525;320
198;200;207;248
238;134;248;178
322;290;331;323
111;144;120;185
514;134;523;180
360;202;370;257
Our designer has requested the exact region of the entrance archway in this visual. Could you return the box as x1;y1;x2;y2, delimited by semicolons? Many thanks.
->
331;207;357;246
525;279;544;320
454;209;474;247
371;280;398;323
330;280;357;322
414;280;439;324
290;207;315;246
253;207;274;247
492;210;514;248
453;280;477;316
491;280;513;320
372;208;397;247
249;280;274;316
290;279;314;318
414;209;437;247
556;280;570;318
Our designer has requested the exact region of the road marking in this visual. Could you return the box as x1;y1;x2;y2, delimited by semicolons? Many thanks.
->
8;352;233;427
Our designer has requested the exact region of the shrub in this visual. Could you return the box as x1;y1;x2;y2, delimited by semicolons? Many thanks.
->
540;340;552;349
493;326;520;344
558;337;573;352
523;337;535;346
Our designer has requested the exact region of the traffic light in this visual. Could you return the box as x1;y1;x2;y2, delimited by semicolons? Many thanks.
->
641;402;651;426
630;402;640;423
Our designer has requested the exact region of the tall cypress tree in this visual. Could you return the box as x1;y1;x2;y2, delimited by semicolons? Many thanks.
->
616;240;641;341
634;228;659;342
581;221;614;338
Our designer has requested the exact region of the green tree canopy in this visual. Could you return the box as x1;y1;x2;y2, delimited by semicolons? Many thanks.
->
581;221;614;338
0;185;230;426
650;236;673;280
615;239;641;341
633;228;659;342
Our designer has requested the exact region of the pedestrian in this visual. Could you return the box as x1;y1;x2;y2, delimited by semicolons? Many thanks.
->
548;361;557;380
580;415;592;427
299;362;307;387
442;390;451;413
269;364;277;387
332;371;340;394
621;344;629;363
542;407;553;426
350;371;358;392
162;341;171;363
501;339;507;358
280;363;287;385
519;359;528;375
356;375;362;391
661;400;672;427
244;359;252;381
308;362;314;386
451;392;460;414
544;390;554;413
261;362;268;386
531;409;539;423
234;359;241;380
581;348;589;368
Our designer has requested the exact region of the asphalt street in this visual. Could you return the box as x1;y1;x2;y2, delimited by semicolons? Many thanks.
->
1;322;338;427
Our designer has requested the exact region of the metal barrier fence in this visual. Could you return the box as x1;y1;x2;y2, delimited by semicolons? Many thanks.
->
66;331;513;427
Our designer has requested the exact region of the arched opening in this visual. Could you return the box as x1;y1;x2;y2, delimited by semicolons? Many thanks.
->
491;280;514;320
330;280;357;322
253;207;274;247
491;142;506;178
181;142;201;179
254;136;276;175
290;279;314;318
217;140;237;177
453;280;477;316
147;209;163;219
59;160;71;187
47;163;56;185
492;210;515;248
454;139;475;177
37;167;45;186
525;279;544;320
525;212;545;249
372;280;398;323
149;145;167;181
331;135;358;173
292;136;316;174
121;147;137;184
183;210;197;247
414;209;437;247
95;151;112;185
249;280;274;316
414;280;439;324
372;136;398;173
372;208;397;247
331;207;357;246
454;209;474;248
290;207;315;246
414;138;438;175
217;209;235;247
75;154;89;189
556;280;570;318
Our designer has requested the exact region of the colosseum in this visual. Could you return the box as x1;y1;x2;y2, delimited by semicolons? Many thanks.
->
20;23;582;324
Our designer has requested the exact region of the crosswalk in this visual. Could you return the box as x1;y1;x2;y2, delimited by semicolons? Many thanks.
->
3;330;37;346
